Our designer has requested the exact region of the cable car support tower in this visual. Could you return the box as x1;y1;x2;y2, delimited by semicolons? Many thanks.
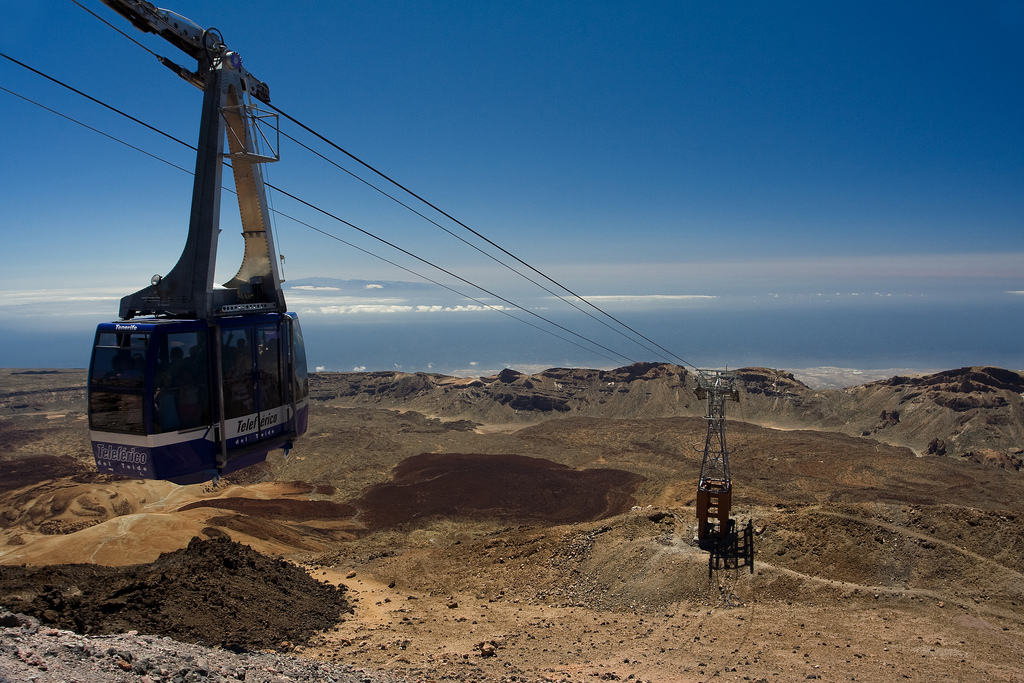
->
85;0;309;485
694;370;740;546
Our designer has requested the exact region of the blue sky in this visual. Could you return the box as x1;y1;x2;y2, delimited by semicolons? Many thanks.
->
2;1;1023;372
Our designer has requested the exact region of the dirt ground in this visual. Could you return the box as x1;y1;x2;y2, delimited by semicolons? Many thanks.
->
1;369;1023;682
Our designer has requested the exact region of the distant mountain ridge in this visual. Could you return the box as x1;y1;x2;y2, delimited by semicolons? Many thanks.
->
310;363;1024;469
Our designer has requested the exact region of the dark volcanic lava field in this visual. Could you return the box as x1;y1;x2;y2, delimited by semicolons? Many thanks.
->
1;365;1023;682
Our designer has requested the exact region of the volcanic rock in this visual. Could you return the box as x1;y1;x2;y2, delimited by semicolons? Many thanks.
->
0;537;348;651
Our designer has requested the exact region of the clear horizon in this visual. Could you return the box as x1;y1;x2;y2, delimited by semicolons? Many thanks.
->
3;286;1021;392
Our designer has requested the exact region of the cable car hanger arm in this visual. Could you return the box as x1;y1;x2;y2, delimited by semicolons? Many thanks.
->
101;0;284;320
98;0;270;103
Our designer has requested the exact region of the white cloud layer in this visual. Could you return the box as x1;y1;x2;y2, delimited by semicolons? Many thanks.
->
300;303;517;316
576;294;717;303
0;289;121;306
0;289;122;321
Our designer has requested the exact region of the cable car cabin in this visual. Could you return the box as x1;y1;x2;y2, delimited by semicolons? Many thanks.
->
87;313;309;484
88;1;310;483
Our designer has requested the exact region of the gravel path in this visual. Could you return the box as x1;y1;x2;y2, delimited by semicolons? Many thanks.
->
0;611;410;683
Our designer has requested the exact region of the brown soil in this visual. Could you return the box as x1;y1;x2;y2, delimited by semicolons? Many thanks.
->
0;455;95;494
353;452;644;529
1;367;1023;682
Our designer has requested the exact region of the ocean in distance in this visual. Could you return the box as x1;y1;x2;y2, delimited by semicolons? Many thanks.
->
4;299;1021;389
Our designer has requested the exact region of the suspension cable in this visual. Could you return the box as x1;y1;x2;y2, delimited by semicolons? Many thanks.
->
278;127;677;364
267;102;697;371
0;74;634;365
268;206;627;365
0;85;194;175
66;2;700;370
67;0;161;59
262;181;639;365
0;52;194;151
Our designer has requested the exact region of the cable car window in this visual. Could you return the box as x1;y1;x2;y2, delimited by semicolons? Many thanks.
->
90;332;149;389
257;325;283;410
291;318;309;400
89;392;144;434
153;331;210;433
222;327;255;419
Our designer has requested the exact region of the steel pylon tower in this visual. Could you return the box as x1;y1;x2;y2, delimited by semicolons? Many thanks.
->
695;370;740;542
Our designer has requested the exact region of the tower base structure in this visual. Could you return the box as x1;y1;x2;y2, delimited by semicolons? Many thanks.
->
696;480;732;541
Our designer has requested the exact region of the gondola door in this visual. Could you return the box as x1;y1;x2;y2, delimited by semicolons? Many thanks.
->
254;322;287;441
218;319;292;454
220;325;257;450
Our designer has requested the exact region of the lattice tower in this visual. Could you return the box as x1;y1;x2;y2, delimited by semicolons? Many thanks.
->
695;370;740;541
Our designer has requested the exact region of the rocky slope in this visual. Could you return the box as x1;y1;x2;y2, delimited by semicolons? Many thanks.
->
4;364;1020;466
1;365;1023;682
311;363;1024;466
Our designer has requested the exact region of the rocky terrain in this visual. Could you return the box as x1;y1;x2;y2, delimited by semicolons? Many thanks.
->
309;363;1024;463
0;364;1022;682
0;606;407;683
